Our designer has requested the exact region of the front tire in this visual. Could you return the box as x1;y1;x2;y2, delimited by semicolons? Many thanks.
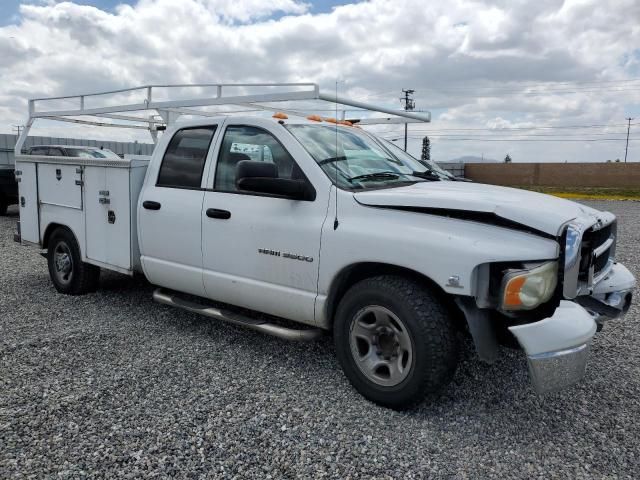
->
47;228;100;295
334;275;458;409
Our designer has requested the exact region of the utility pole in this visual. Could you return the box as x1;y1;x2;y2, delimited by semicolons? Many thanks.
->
12;124;24;137
400;89;415;151
624;117;633;163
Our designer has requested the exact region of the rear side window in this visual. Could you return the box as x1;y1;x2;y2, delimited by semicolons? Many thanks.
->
157;126;217;188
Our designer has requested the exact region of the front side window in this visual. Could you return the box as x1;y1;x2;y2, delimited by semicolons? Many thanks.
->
157;126;217;188
214;126;300;192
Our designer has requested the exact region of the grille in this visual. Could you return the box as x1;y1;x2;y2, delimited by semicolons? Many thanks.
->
579;221;615;281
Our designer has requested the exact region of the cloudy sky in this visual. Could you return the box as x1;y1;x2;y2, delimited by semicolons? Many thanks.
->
1;0;639;162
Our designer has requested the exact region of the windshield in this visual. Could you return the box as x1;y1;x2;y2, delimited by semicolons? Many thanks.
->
377;137;454;180
285;124;449;189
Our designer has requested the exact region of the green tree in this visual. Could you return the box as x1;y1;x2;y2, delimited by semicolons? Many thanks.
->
504;154;512;163
421;136;431;162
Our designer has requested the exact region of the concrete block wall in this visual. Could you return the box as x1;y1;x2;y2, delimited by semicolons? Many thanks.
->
464;162;640;188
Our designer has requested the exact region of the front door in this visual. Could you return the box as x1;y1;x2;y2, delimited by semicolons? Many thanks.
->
201;124;328;325
138;125;219;296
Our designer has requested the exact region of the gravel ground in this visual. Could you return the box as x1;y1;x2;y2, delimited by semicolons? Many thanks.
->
1;200;639;479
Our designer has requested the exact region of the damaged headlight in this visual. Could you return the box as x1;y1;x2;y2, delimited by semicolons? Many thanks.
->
501;261;558;311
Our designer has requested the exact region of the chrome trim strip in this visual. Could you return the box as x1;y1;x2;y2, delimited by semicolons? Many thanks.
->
592;259;615;286
563;222;585;299
593;237;614;258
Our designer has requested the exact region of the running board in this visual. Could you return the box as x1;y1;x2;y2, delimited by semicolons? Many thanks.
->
152;288;323;342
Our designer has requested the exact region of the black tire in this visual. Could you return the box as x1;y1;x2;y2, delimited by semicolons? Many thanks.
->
47;227;100;295
0;196;7;216
333;275;458;409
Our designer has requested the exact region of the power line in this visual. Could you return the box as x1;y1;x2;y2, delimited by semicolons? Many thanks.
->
422;78;640;90
373;122;639;135
386;137;639;142
398;132;630;138
428;85;640;95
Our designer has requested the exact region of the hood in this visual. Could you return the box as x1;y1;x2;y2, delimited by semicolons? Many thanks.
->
353;182;611;236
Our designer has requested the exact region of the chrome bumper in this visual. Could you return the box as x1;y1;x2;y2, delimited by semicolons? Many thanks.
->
509;301;597;394
508;262;635;394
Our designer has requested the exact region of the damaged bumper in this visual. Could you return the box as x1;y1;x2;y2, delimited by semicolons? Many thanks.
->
576;263;634;324
508;263;635;394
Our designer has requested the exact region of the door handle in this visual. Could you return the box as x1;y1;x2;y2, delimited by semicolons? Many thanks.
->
143;200;161;210
206;208;231;219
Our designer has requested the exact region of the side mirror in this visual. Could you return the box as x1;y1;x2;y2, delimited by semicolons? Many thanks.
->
236;161;313;200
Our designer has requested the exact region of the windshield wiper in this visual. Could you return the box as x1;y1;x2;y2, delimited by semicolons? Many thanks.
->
348;171;402;183
411;170;441;181
318;155;347;165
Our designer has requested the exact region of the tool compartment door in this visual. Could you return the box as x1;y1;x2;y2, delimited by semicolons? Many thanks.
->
15;162;39;243
84;166;132;271
38;163;83;209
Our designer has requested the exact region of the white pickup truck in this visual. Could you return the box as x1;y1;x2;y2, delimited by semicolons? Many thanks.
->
13;84;635;408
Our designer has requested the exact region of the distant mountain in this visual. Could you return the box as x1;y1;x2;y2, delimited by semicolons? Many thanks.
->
445;155;500;164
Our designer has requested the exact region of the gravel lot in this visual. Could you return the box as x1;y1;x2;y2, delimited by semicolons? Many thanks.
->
1;200;639;479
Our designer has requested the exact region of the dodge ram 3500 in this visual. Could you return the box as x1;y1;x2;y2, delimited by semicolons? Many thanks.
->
13;85;635;408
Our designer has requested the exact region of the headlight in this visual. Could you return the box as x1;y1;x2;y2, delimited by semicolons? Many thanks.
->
501;261;558;311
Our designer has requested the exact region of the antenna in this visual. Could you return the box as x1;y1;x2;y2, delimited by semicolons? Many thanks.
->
333;80;340;230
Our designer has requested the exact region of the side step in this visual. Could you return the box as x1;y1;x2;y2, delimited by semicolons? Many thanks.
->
152;288;323;342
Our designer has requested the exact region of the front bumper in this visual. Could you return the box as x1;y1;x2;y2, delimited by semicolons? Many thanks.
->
509;301;596;394
508;261;635;394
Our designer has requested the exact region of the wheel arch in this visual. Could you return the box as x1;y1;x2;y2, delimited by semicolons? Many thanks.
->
42;222;79;250
324;262;462;328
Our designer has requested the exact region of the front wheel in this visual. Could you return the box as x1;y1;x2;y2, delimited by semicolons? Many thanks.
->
47;228;100;295
334;276;458;409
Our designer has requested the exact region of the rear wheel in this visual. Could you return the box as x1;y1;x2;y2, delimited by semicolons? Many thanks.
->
334;275;458;409
0;196;7;216
47;228;100;295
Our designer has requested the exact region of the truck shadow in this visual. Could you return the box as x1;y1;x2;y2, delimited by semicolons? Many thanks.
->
96;270;536;412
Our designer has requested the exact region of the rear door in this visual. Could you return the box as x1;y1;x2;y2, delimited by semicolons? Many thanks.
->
138;125;220;296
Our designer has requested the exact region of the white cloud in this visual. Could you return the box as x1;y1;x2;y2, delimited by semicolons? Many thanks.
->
0;0;639;162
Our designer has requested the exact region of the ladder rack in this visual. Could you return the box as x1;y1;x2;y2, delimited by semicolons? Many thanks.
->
16;83;431;154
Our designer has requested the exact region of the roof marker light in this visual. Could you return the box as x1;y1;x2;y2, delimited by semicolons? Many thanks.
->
306;115;323;122
272;112;288;119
